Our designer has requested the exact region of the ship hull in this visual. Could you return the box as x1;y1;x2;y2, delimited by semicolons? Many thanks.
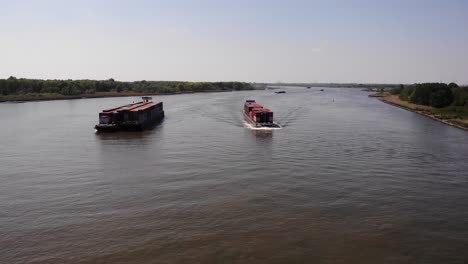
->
95;112;164;132
243;112;280;128
95;98;164;132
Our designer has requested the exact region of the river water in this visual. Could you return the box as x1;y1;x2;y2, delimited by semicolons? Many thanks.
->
1;88;468;263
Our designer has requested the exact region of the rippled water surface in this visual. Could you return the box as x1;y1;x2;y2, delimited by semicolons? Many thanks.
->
1;88;468;263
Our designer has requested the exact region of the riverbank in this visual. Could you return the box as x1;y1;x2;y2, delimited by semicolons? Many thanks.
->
0;89;250;103
368;92;388;98
0;78;256;103
380;95;468;131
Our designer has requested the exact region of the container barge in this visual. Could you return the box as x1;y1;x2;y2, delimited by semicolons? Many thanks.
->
95;96;164;132
243;99;280;128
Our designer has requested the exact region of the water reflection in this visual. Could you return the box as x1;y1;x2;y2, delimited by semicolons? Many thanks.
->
94;120;164;141
2;89;468;264
249;129;274;139
94;131;152;140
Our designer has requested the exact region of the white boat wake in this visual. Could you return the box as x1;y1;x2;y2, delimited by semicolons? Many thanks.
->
243;121;282;130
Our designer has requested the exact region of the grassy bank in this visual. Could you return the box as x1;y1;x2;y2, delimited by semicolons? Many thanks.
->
382;95;468;130
0;90;241;103
0;91;153;102
0;78;254;102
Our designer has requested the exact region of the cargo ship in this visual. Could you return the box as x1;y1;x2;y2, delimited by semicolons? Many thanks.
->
243;100;280;128
95;96;164;132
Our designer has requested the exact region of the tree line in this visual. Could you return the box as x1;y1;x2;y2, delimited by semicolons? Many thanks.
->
0;77;254;97
391;82;468;108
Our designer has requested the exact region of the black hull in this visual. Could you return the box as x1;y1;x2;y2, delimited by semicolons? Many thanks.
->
95;112;164;132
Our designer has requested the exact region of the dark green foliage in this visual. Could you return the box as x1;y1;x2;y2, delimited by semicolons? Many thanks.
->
390;82;468;122
430;88;453;108
398;86;414;101
392;83;459;108
448;82;459;89
451;86;468;107
409;84;431;105
390;84;404;95
0;78;254;97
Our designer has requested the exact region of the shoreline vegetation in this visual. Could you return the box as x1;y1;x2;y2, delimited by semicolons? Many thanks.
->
371;82;468;131
260;82;403;90
0;77;255;103
3;77;467;131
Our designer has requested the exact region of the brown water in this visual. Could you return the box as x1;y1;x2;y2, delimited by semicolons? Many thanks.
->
1;88;468;263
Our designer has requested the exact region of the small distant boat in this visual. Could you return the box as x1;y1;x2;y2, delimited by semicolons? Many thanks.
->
306;86;311;89
275;91;286;94
243;100;280;128
95;96;164;132
320;89;324;91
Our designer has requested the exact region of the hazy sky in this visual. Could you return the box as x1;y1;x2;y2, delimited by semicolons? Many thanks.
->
1;0;468;84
